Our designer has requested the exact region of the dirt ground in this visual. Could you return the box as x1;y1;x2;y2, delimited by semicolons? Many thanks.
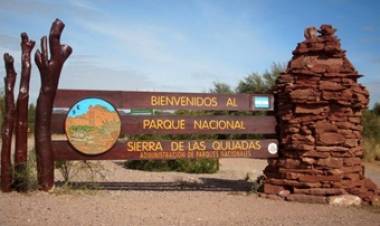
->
0;158;379;226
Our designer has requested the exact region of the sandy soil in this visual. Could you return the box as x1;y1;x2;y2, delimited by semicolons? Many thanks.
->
0;158;379;226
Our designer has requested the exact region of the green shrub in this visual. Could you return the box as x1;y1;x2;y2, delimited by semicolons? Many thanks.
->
13;149;39;191
362;107;380;162
124;159;219;174
249;175;265;193
374;102;380;116
173;159;219;173
363;110;380;141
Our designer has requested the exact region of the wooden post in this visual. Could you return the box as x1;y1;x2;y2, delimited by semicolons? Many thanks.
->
34;19;72;191
1;53;17;192
14;33;35;191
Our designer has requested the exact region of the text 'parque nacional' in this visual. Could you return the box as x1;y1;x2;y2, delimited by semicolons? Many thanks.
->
142;119;246;130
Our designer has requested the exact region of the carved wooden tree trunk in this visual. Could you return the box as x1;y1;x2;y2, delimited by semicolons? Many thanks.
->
34;19;72;191
1;54;17;192
14;33;35;191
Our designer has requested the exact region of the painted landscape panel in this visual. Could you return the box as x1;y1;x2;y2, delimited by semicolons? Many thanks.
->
65;98;121;155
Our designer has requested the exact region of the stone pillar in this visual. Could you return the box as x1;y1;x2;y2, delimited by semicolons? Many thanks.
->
263;25;379;205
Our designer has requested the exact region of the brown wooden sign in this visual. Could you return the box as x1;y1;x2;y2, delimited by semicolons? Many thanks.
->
52;139;278;160
54;89;274;111
50;91;277;161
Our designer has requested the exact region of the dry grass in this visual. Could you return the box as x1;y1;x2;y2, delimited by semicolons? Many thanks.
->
363;138;380;162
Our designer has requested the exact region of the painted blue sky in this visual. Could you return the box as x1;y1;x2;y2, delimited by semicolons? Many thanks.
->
68;98;116;117
1;0;379;106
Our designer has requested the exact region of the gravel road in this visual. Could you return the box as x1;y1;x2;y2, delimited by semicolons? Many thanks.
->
0;159;379;226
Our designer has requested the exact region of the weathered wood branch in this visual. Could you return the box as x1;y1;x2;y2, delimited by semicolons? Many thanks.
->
34;19;72;191
14;33;35;191
1;53;17;192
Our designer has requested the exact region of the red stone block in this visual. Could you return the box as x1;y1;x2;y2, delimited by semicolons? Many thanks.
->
286;194;327;204
300;157;316;164
314;121;338;133
320;81;344;91
263;183;285;194
363;178;378;192
335;121;361;130
317;132;345;145
290;88;317;101
343;174;361;181
286;143;315;152
342;166;363;174
317;158;343;168
268;178;321;188
278;159;301;169
299;174;342;183
331;152;354;158
302;150;330;158
343;139;358;148
293;188;344;196
327;169;344;176
348;117;361;124
279;168;322;175
290;134;315;145
343;158;361;167
295;105;329;115
316;146;349;152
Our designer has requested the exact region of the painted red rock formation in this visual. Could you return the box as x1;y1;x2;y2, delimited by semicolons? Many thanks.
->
263;25;379;205
66;105;119;128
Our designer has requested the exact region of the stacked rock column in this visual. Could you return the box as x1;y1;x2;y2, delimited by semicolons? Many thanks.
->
263;25;379;204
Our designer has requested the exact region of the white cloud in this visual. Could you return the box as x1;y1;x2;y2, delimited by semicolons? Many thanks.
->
0;0;103;20
80;20;180;64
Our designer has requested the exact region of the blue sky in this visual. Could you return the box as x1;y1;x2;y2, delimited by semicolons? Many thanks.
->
1;0;379;106
68;98;116;117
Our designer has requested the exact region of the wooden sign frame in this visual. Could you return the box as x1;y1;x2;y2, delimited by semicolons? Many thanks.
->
51;90;278;160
